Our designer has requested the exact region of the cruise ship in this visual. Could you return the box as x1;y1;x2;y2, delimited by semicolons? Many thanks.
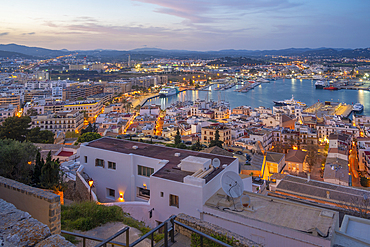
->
315;80;328;89
353;103;364;113
273;95;306;107
159;86;179;97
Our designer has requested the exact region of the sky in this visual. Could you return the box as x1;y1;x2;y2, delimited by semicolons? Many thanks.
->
0;0;369;51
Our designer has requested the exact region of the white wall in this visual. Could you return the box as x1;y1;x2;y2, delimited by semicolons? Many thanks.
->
80;145;167;203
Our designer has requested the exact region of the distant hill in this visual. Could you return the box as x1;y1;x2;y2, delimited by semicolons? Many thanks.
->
0;44;69;57
0;50;37;59
1;43;369;60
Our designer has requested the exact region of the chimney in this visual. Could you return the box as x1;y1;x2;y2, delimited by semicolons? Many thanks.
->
326;191;330;199
307;173;311;182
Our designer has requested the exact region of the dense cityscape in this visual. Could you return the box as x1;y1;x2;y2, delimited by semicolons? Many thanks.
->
1;0;370;246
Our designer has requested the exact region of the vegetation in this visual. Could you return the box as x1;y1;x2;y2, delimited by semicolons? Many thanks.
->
209;129;223;148
191;233;238;247
77;132;101;143
81;123;98;134
0;116;32;142
0;116;54;143
305;144;319;172
36;151;64;191
27;127;54;144
62;202;163;241
0;139;38;184
191;138;203;151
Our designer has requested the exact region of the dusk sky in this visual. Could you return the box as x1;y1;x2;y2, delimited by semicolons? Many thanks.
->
1;0;369;51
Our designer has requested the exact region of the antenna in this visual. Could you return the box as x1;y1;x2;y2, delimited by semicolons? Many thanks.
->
212;158;220;169
221;171;244;198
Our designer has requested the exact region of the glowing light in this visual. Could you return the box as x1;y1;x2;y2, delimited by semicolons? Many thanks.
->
119;192;124;201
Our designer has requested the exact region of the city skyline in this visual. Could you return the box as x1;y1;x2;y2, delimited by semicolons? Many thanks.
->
1;0;369;51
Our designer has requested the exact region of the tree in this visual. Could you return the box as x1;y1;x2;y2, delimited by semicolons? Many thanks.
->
272;141;284;153
209;129;223;148
126;102;133;112
32;151;43;185
174;129;181;146
81;123;98;134
191;138;203;151
0;139;38;184
0;116;31;142
26;108;38;116
77;132;101;143
27;127;54;144
305;144;319;173
39;151;64;191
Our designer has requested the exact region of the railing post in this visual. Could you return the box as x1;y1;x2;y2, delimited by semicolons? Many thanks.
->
164;221;168;247
126;229;129;247
83;237;86;247
200;235;203;247
151;232;154;247
170;217;175;243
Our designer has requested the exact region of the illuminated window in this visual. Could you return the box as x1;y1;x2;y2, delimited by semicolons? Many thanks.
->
138;165;154;177
108;161;116;170
95;159;104;167
169;194;179;208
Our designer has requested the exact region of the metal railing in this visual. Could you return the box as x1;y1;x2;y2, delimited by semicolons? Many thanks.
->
62;226;129;247
62;215;232;247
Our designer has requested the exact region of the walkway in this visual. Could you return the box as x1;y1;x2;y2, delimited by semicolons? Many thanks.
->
74;222;151;247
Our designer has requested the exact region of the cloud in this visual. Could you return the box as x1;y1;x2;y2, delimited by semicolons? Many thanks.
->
22;32;35;35
0;32;9;36
132;0;302;24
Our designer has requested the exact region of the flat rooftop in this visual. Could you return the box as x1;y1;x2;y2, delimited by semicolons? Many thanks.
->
275;175;370;204
205;189;337;239
86;137;237;183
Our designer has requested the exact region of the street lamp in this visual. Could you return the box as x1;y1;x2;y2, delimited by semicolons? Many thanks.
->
88;179;94;201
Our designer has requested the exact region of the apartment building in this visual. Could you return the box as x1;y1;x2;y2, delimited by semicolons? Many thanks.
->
62;84;104;101
201;125;231;146
63;100;103;123
30;110;84;133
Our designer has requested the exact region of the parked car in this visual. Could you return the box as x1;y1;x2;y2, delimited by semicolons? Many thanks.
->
235;151;243;155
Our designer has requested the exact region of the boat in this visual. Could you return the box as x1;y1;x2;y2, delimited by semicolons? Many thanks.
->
273;95;306;107
315;80;328;89
353;103;364;113
323;86;338;90
159;86;179;97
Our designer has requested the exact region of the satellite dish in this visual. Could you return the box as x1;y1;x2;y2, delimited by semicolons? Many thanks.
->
212;158;220;169
221;171;244;198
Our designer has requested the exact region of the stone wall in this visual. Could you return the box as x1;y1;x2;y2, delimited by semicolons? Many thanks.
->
175;213;260;247
0;199;74;247
0;176;61;235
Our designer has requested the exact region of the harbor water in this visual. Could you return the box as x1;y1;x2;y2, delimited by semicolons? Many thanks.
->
145;79;370;115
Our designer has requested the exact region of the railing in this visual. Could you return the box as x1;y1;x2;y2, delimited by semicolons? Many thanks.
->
62;215;232;247
62;226;129;247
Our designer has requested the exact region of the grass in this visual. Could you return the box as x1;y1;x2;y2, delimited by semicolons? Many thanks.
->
61;202;163;242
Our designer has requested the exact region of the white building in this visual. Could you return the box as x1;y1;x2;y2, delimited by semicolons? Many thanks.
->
80;137;239;225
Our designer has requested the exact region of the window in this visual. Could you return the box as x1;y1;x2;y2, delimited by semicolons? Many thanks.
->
169;194;179;208
107;188;115;198
160;192;164;197
137;187;150;199
138;165;154;177
95;159;104;167
84;156;87;163
108;161;116;170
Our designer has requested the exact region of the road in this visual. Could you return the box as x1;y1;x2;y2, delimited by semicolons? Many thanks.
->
349;144;361;187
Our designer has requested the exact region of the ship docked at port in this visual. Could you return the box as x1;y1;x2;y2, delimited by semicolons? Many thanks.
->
159;86;179;97
273;95;306;107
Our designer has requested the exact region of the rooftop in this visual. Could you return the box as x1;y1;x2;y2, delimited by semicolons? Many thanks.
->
285;150;307;163
275;175;370;204
205;189;337;239
86;137;237;183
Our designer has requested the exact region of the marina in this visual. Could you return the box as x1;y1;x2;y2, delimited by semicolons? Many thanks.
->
145;79;370;115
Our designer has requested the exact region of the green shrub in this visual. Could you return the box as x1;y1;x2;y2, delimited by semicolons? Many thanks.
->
61;202;163;241
191;233;238;247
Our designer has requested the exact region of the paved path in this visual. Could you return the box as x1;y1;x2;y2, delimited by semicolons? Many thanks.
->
74;222;151;247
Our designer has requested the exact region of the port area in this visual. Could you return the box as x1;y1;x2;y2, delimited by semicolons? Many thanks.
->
326;81;370;91
303;102;353;118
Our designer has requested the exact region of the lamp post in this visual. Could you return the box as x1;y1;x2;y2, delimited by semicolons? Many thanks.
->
88;179;94;201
